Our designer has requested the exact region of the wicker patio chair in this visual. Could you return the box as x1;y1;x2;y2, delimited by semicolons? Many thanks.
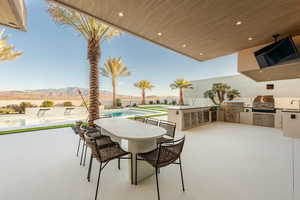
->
157;120;176;144
71;121;84;156
79;126;114;167
136;136;185;200
146;118;159;126
84;131;116;182
85;135;133;200
135;117;146;123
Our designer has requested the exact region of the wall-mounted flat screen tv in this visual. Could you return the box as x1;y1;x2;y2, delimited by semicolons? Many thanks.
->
254;36;300;68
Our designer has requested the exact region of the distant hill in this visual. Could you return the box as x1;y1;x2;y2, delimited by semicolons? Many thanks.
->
0;87;134;100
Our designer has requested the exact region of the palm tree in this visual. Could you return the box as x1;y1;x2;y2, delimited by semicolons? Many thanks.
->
47;3;120;127
227;89;241;100
101;57;131;108
212;83;231;104
0;29;22;63
134;80;154;105
170;78;193;105
203;83;240;105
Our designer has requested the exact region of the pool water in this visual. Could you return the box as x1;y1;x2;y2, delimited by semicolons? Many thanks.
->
0;109;161;129
101;109;155;118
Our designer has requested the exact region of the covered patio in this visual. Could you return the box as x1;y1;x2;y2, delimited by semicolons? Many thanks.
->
0;122;298;200
1;1;300;200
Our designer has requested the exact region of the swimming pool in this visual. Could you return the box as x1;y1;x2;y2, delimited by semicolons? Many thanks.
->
0;108;163;130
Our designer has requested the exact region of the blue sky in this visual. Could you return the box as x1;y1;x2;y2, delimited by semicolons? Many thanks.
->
0;0;238;96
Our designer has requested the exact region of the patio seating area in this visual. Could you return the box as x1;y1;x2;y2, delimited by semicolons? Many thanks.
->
0;122;299;200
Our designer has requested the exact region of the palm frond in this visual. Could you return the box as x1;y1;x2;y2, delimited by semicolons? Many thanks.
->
170;78;193;89
47;2;121;41
134;80;154;90
0;29;22;63
101;57;131;78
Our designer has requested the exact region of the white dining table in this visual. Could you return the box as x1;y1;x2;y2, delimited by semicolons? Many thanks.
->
94;118;166;184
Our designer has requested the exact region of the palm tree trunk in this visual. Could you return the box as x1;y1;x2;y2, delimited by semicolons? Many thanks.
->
217;91;222;105
179;88;184;105
112;78;116;108
210;97;218;105
87;38;100;127
142;89;145;104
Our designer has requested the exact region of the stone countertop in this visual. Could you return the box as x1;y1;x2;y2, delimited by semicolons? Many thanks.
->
281;109;300;113
168;106;213;110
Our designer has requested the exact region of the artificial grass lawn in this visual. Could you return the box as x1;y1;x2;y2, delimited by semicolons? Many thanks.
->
0;113;167;135
0;124;74;135
137;106;168;112
127;113;167;119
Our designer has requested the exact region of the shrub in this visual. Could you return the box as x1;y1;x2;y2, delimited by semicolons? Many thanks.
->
6;104;22;113
156;100;160;104
164;99;168;104
0;108;15;114
149;100;154;104
132;103;137;107
116;98;122;107
63;101;73;107
19;102;33;113
41;100;54;107
172;100;177;105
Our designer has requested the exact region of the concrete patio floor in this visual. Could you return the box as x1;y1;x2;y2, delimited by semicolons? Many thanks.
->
0;122;299;200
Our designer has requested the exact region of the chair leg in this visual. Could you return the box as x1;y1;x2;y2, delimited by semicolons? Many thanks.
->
95;163;102;200
118;158;121;170
80;142;85;166
135;154;138;185
76;138;81;157
179;156;185;192
130;153;133;184
87;153;93;182
155;167;160;200
83;144;88;166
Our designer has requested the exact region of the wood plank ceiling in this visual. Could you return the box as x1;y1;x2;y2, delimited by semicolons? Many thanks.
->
51;0;300;61
0;0;27;31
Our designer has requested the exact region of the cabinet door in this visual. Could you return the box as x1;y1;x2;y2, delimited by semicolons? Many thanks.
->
253;114;274;127
198;111;203;123
211;111;217;122
203;111;209;122
191;112;198;127
240;112;252;124
225;112;240;123
183;113;191;129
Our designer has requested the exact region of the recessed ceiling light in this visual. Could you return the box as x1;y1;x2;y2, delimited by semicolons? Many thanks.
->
182;44;186;48
118;12;124;17
236;21;242;25
248;37;253;41
259;70;263;73
199;53;203;55
157;32;162;36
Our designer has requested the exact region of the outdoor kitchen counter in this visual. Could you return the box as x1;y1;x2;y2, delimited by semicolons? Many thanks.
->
281;109;300;113
167;106;217;130
168;106;213;110
282;110;300;138
240;107;300;129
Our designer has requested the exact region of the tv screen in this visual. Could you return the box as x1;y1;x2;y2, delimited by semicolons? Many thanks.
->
254;37;300;68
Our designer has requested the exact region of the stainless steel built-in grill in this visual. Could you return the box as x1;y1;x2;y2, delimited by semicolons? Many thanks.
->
252;95;276;113
252;95;275;127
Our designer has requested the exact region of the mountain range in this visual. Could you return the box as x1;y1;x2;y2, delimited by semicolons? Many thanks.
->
0;87;136;100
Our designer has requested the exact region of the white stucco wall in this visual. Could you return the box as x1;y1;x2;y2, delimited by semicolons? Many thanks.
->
184;74;300;108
